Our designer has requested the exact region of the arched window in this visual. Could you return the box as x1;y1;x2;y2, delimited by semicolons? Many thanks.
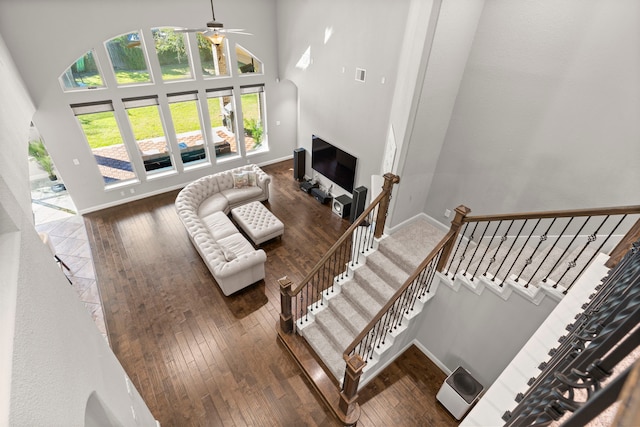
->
61;28;267;189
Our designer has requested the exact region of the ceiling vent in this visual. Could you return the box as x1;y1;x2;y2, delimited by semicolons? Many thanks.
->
355;68;366;82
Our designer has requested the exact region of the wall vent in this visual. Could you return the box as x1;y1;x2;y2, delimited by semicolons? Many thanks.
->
355;68;366;82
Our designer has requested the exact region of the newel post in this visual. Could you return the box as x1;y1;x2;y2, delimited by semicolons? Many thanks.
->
374;173;400;238
278;276;294;334
339;354;365;426
436;205;471;272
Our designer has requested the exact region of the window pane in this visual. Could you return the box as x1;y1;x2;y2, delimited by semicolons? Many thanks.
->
236;44;263;74
126;103;173;173
105;31;152;85
153;28;192;81
207;93;237;158
198;34;229;77
168;96;207;167
240;88;266;153
76;110;136;185
60;50;105;91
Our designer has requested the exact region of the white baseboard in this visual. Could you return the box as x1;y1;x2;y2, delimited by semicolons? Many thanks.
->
411;339;452;376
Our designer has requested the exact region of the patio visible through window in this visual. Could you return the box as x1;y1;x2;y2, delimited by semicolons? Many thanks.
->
207;88;237;158
72;102;137;186
124;96;173;174
167;92;208;167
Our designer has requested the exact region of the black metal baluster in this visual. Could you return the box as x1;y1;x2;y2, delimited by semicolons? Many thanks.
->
425;250;443;294
506;218;541;286
547;216;591;288
493;219;527;286
445;222;469;277
516;218;556;286
463;221;490;280
452;222;478;278
563;215;628;293
471;220;502;280
484;220;514;278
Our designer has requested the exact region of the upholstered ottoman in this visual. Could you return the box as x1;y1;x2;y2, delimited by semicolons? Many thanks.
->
231;201;284;245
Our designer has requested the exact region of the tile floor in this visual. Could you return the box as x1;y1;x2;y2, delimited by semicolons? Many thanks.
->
32;190;108;343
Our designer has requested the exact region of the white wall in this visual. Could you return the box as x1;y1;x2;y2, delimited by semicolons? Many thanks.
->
0;0;293;214
420;0;640;222
389;0;486;227
414;279;557;389
277;0;411;198
0;34;156;427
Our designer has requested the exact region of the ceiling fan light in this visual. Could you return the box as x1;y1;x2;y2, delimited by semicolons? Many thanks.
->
205;31;225;45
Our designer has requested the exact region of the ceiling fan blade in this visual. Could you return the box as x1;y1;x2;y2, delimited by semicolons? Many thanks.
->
174;27;208;33
221;29;253;36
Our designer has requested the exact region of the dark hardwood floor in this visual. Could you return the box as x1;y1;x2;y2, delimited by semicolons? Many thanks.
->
85;160;458;427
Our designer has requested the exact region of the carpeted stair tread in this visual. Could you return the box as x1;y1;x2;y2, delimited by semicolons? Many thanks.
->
341;279;384;319
353;265;397;305
315;306;357;351
329;293;370;335
378;218;445;273
300;323;345;381
365;251;408;290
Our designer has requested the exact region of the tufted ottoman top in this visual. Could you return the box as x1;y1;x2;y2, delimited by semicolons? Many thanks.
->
231;201;284;245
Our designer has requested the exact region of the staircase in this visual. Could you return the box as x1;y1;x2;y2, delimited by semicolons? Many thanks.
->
277;178;640;426
297;218;444;383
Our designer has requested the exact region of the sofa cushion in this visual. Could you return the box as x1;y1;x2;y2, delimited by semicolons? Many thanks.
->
178;209;208;237
201;211;237;240
176;175;220;212
216;171;234;191
198;193;229;218
219;244;237;261
217;233;256;256
221;186;264;206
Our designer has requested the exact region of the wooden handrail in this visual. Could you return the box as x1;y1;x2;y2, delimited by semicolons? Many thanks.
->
462;204;640;223
343;229;457;359
286;176;398;297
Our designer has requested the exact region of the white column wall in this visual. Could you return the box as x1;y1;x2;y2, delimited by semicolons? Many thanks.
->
0;34;156;427
422;0;640;221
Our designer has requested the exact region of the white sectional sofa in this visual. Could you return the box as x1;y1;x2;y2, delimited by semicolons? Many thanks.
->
175;164;270;295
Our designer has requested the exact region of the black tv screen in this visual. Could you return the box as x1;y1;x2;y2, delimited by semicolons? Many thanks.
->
311;135;357;193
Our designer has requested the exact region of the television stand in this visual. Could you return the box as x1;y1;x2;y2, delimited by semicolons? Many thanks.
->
300;180;319;193
311;188;331;204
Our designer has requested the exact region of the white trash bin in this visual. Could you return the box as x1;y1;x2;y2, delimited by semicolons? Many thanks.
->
436;366;484;420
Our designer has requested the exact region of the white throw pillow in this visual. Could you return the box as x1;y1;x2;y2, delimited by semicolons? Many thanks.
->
233;172;249;189
246;171;257;187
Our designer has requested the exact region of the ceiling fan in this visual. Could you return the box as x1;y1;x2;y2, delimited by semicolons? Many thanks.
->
175;0;252;45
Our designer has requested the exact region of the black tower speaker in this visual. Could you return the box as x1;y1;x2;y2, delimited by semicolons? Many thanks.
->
293;148;305;181
349;186;368;223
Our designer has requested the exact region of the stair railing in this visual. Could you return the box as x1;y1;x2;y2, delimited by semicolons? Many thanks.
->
339;203;640;422
441;204;640;293
278;173;400;336
343;228;458;362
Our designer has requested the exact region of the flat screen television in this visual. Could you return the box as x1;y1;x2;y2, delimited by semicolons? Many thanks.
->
311;135;357;193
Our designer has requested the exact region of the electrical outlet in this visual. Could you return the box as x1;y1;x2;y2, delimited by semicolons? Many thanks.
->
444;209;452;218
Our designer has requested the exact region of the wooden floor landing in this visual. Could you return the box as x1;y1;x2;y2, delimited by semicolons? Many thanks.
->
84;160;458;426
